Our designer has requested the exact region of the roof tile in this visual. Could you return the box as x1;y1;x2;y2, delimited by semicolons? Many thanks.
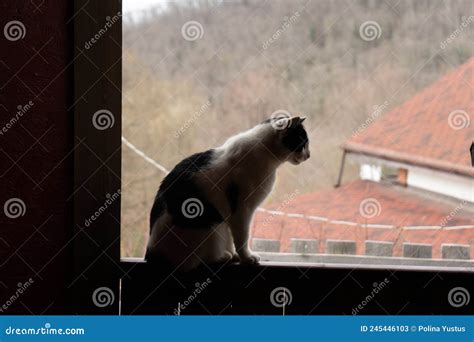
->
252;180;474;258
344;57;474;176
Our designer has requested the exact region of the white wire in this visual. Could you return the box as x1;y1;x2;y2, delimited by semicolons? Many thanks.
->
122;136;169;174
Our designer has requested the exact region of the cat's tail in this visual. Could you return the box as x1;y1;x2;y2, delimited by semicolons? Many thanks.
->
145;212;169;262
145;193;167;261
148;192;165;234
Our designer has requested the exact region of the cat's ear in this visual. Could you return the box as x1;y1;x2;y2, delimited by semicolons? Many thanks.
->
272;116;305;130
289;116;306;127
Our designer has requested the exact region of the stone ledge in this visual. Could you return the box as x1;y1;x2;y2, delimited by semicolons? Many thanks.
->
252;238;280;252
441;244;470;260
290;239;319;254
403;243;432;259
326;240;356;255
365;240;393;257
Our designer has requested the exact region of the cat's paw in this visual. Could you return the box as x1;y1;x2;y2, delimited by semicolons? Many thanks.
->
220;251;234;263
240;253;260;265
231;253;241;262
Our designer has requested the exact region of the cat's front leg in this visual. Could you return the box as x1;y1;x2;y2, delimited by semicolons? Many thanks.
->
228;209;260;265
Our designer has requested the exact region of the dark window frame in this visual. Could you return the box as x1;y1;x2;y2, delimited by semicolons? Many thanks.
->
72;0;473;315
72;0;122;314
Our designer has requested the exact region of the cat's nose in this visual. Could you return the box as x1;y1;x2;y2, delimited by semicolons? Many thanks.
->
305;150;310;160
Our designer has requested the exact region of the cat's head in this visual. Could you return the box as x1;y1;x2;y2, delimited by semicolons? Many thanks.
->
269;115;310;165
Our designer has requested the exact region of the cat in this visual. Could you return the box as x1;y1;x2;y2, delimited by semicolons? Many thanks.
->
145;116;310;271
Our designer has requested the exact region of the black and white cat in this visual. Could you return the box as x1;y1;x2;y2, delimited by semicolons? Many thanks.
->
145;116;310;271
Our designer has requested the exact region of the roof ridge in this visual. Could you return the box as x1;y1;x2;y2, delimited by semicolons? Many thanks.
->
345;57;473;173
344;141;474;177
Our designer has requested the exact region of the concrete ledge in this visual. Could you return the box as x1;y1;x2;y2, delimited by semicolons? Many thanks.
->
121;255;474;271
290;239;318;254
365;241;393;257
403;243;432;259
326;240;356;255
252;238;280;252
442;244;470;260
256;253;474;270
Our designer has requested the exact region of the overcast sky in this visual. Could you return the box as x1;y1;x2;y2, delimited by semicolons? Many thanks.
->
123;0;171;22
123;0;164;14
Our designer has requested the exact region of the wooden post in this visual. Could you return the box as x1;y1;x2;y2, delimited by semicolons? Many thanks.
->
334;150;346;188
71;0;122;314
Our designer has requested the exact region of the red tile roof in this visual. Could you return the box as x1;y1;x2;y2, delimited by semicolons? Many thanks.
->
344;57;474;177
251;180;474;258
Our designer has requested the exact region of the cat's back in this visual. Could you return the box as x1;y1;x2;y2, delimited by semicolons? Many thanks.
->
160;149;215;190
149;148;223;229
